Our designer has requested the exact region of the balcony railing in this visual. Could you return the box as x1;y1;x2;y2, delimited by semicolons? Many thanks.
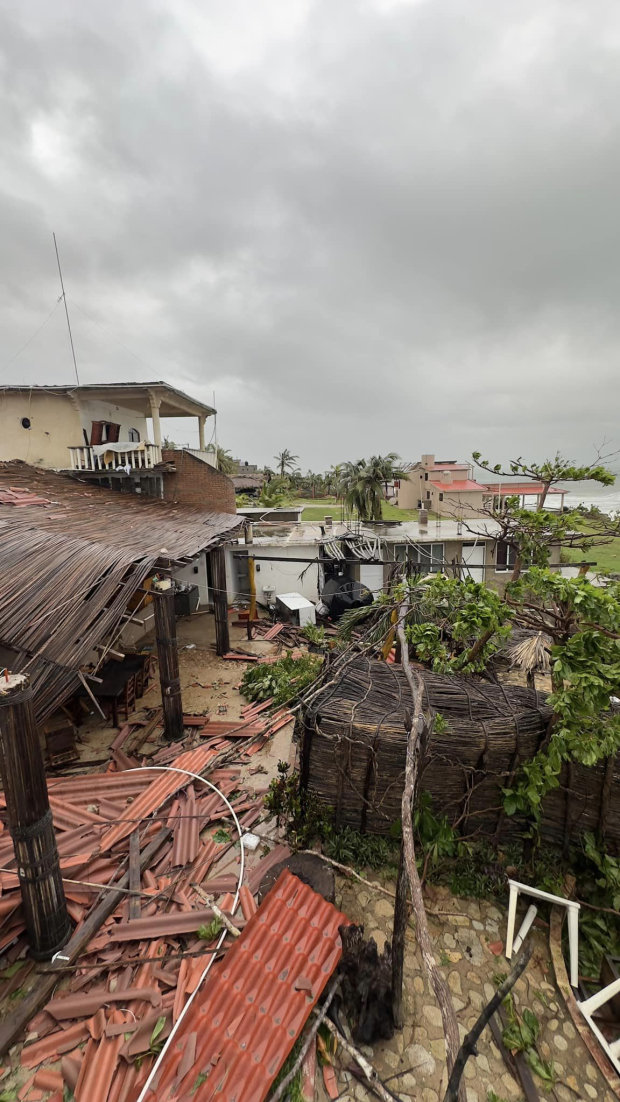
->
68;444;163;472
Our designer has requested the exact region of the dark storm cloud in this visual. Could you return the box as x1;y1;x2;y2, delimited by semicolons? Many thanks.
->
1;0;619;468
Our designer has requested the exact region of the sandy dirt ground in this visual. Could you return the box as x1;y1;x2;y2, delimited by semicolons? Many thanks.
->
74;609;297;786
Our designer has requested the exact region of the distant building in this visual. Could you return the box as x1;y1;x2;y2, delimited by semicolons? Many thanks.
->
0;381;233;505
225;515;571;608
397;454;566;517
232;472;266;497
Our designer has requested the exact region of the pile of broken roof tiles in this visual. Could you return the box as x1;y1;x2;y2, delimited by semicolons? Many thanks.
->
0;707;346;1102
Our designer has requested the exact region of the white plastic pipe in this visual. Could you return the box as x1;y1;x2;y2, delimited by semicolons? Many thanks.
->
512;903;538;954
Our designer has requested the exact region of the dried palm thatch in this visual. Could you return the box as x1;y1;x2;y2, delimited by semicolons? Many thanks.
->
301;656;620;849
507;631;552;675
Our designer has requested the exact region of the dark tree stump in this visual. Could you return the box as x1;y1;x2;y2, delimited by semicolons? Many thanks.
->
338;924;395;1044
258;852;336;903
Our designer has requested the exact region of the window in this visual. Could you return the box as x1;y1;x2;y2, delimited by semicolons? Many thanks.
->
91;421;121;445
395;543;444;572
439;492;444;502
426;490;431;499
128;428;140;442
424;472;429;481
20;417;31;429
495;540;517;572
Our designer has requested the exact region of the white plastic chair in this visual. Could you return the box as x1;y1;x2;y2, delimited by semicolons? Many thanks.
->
505;879;580;988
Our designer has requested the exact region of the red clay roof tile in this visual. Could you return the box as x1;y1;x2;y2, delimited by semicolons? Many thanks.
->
150;869;349;1102
32;1069;63;1093
21;1021;90;1067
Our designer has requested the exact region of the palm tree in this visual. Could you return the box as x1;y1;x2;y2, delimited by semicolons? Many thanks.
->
274;449;299;478
216;447;235;475
326;463;344;499
259;476;291;508
373;452;407;497
338;455;407;521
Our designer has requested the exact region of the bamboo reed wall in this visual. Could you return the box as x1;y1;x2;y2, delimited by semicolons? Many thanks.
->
302;658;620;849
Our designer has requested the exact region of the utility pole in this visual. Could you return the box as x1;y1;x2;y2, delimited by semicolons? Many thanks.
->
152;580;184;741
53;232;80;386
0;674;70;960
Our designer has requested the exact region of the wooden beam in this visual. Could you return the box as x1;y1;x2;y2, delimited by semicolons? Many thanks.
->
128;831;141;921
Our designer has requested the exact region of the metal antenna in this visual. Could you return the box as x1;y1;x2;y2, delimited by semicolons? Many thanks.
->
53;233;80;385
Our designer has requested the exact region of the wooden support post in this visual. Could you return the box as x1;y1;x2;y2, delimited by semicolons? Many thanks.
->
152;580;184;742
210;545;230;657
0;674;71;961
245;525;256;639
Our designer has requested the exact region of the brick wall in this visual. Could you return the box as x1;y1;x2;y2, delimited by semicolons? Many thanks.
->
161;449;237;513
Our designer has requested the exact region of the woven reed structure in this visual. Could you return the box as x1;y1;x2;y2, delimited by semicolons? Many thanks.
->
301;657;558;841
302;658;620;848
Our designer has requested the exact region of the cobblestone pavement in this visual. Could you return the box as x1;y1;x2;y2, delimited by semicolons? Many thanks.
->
332;877;616;1102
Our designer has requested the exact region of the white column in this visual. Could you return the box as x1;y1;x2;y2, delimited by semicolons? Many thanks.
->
149;396;162;447
198;414;206;452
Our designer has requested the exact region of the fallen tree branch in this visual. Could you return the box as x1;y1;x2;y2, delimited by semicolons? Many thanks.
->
191;883;242;938
395;597;466;1102
269;975;341;1102
296;849;469;917
321;1015;401;1102
443;944;533;1102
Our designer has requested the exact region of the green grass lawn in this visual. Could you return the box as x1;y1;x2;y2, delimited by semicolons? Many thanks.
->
294;498;437;523
294;501;620;573
565;539;620;575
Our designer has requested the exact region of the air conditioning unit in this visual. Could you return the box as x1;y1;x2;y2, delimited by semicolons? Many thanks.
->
275;592;316;627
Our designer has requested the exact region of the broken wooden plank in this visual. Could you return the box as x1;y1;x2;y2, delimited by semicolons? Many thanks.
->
128;831;141;922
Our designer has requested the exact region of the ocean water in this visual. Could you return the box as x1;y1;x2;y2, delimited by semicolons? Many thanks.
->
562;480;620;516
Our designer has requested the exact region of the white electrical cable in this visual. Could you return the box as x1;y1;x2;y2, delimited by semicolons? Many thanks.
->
130;766;246;1102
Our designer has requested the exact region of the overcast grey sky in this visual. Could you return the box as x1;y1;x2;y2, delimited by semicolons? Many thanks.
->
1;0;618;471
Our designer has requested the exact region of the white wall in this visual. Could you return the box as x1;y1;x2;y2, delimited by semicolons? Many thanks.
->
188;448;218;468
79;398;149;443
118;609;156;649
226;544;321;605
173;555;209;606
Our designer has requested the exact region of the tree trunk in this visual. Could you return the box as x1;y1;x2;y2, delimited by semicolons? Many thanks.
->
393;600;465;1102
391;840;408;1030
462;626;495;666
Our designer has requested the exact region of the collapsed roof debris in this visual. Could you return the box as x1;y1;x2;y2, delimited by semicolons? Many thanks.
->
0;462;244;722
0;700;344;1102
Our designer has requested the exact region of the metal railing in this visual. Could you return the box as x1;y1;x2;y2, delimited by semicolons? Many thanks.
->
68;444;162;471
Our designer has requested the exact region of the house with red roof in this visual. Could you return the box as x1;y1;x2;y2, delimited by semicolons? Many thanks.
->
397;454;566;518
